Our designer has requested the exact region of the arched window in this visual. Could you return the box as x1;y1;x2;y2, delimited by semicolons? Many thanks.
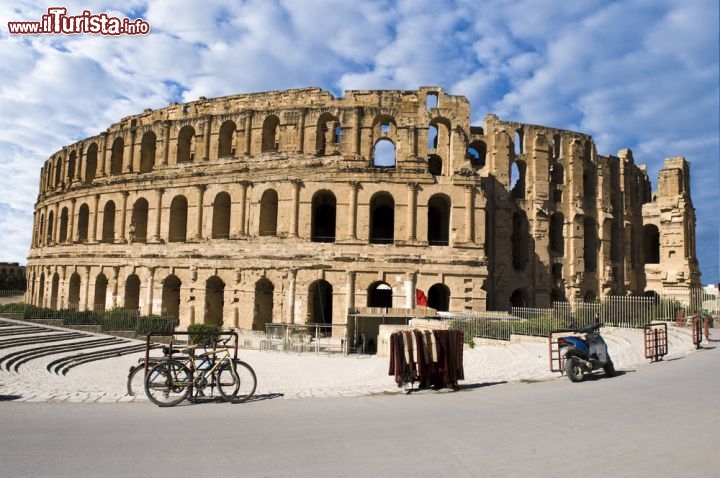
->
467;140;487;169
510;160;525;199
316;113;340;155
428;154;442;176
54;157;62;188
59;207;69;243
37;213;45;247
262;115;280;152
253;278;274;331
367;281;393;308
169;196;188;242
550;163;564;185
50;273;60;309
124;274;141;312
131;198;149;243
427;194;450;246
510;289;527;307
643;224;660;264
140;131;156;173
259;189;278;236
584;218;598;272
94;273;108;313
428;124;439;150
38;273;45;307
110;137;124;175
553;134;561;159
102;201;116;243
77;204;89;242
311;191;336;243
549;213;564;256
85;143;98;184
373;139;396;167
370;193;394;244
212;192;231;239
218;120;236;157
428;283;450;311
177;126;196;163
584;167;597;199
512;211;529;271
68;151;77;183
46;210;54;244
308;280;333;324
68;273;81;310
514;129;523;156
161;275;181;319
205;276;225;326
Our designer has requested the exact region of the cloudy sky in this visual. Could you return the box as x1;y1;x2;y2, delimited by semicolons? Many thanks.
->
1;0;718;284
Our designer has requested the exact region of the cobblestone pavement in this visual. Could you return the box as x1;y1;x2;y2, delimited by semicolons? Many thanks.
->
0;316;706;403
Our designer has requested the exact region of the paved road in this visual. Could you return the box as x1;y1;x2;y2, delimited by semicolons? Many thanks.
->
1;341;718;478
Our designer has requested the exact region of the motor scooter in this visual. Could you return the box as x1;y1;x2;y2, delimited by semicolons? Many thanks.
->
558;320;615;382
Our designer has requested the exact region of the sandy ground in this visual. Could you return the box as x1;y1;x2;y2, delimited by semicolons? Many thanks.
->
0;316;705;402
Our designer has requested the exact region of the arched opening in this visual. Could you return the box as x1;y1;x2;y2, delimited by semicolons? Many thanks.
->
370;193;394;244
38;273;45;307
102;201;116;243
550;163;564;185
85;143;98;184
68;273;81;310
553;134;561;159
50;273;60;309
253;278;274;331
426;92;438;110
131;198;149;243
427;124;439;150
68;152;76;184
583;167;597;199
316;113;340;155
643;224;660;264
177;126;196;163
59;207;69;243
311;191;336;243
211;192;231;239
584;218;598;272
94;273;108;313
46;211;54;244
169;195;188;242
37;213;45;246
308;280;333;324
549;213;564;256
262;115;280;152
467;140;487;170
551;288;566;303
77;204;89;242
510;288;526;308
161;275;181;319
259;189;278;236
583;290;597;302
512;211;529;271
428;154;442;176
428;283;450;312
218;120;236;157
373;139;396;168
54;158;62;188
552;263;563;281
110;137;124;175
140;131;156;173
205;276;225;326
124;274;141;312
367;281;393;308
514;129;523;156
427;194;450;246
510;160;526;199
611;220;622;263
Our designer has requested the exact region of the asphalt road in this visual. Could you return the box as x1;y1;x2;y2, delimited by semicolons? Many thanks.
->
1;343;718;478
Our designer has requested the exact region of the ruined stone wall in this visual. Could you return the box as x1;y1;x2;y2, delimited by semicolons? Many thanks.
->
25;87;700;328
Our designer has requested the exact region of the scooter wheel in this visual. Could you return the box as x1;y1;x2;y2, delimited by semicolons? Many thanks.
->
565;357;584;382
603;360;616;377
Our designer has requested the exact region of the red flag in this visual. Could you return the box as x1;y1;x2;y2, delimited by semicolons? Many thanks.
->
416;289;428;307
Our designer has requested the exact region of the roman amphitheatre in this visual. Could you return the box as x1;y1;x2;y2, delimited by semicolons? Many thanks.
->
24;86;701;339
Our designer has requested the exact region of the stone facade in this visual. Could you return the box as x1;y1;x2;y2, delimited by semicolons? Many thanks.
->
25;87;701;328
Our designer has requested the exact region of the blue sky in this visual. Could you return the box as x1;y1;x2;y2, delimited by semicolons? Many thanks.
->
1;0;718;284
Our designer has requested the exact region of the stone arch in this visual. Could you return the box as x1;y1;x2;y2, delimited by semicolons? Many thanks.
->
218;120;236;157
102;200;116;243
253;278;274;331
110;137;124;175
428;283;450;312
68;151;77;184
316;112;340;155
68;272;81;310
643;224;660;264
84;142;98;184
373;138;396;167
308;279;333;324
54;157;62;188
311;190;336;243
427;194;451;246
50;272;60;309
584;217;598;272
37;213;45;247
211;191;231;239
46;210;54;244
467;140;486;169
259;189;278;236
205;275;225;326
161;274;181;319
169;195;188;242
262;115;280;152
140;131;156;173
369;192;394;244
510;288;527;307
177;125;196;163
549;212;564;256
77;203;90;243
367;281;392;308
428;154;442;176
428;117;451;161
38;272;45;307
512;210;529;271
131;198;149;243
59;207;69;243
124;274;141;311
94;273;108;312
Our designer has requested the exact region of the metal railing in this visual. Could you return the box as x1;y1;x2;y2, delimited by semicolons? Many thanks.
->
261;323;347;354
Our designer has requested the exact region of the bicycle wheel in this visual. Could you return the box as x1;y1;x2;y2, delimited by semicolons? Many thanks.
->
127;365;147;397
229;360;257;403
216;362;239;401
144;360;192;407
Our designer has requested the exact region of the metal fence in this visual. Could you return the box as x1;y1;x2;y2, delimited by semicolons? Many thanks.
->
261;323;348;354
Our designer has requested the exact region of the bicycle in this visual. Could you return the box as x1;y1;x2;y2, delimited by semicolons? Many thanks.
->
144;334;256;407
127;344;184;397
